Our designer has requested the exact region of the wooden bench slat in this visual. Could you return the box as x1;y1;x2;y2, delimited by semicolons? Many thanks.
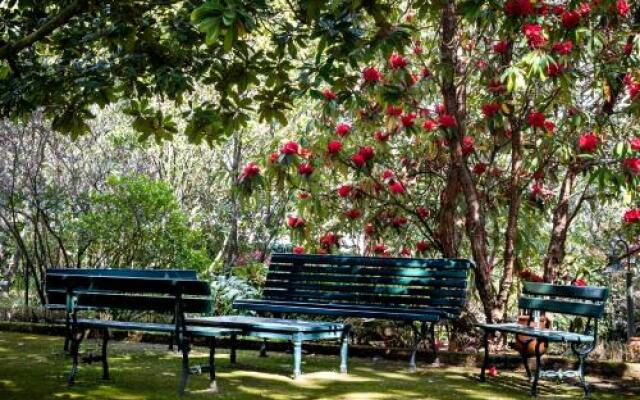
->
270;254;474;269
523;282;608;301
70;292;212;313
268;264;469;278
46;274;210;296
264;282;467;298
265;272;467;287
518;297;606;318
262;289;465;307
47;268;197;279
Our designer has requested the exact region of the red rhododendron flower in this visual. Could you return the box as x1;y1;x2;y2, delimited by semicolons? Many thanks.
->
421;68;431;79
547;62;565;77
268;152;279;163
561;11;581;30
372;243;386;254
488;79;506;93
337;184;352;198
287;215;305;228
527;111;546;128
400;247;411;257
473;162;487;175
552;5;565;15
358;146;375;161
435;103;446;115
374;130;390;142
240;162;260;180
461;136;474;155
623;208;640;223
416;206;429;219
578;133;599;153
523;23;546;48
280;140;299;155
578;2;590;17
292;246;304;254
327;140;343;154
335;122;352;137
322;88;336;101
382;169;394;181
392;216;408;227
364;223;375;236
320;232;340;248
624;158;640;175
401;112;417;127
630;138;640;151
504;0;535;17
389;181;405;194
422;119;437;131
624;42;634;56
416;241;429;253
386;104;403;117
493;40;508;54
413;41;423;55
298;163;314;176
574;278;587;287
297;191;310;199
351;153;366;168
552;40;573;55
481;103;500;118
362;66;382;83
389;53;408;69
344;209;362;219
617;0;630;17
438;114;457;128
487;365;498;377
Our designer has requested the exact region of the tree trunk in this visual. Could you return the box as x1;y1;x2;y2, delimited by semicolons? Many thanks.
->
436;166;461;258
221;134;242;276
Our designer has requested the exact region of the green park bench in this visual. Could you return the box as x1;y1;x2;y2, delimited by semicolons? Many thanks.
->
45;269;240;395
189;254;474;378
476;282;609;397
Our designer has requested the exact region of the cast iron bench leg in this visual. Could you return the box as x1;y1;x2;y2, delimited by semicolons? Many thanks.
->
340;326;350;374
67;329;85;386
230;333;237;364
259;338;268;357
292;333;302;379
209;337;218;392
521;351;531;380
179;338;191;396
530;339;543;397
101;329;110;380
479;330;489;382
577;353;590;397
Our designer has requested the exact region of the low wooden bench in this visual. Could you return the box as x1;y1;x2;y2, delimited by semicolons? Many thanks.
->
476;282;609;397
212;253;473;375
46;269;240;395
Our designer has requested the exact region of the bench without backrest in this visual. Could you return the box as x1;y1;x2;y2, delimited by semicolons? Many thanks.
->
233;253;474;369
45;269;236;395
476;282;609;397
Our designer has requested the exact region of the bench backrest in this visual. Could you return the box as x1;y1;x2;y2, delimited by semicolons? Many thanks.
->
519;282;609;319
264;254;474;317
46;269;211;315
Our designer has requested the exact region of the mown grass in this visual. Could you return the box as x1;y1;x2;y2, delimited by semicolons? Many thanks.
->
0;331;635;399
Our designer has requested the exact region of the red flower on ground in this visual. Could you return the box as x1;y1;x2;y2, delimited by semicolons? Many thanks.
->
298;163;314;176
487;365;498;377
481;103;500;118
527;111;546;128
624;158;640;175
438;114;457;128
335;122;352;137
337;184;352;198
362;66;382;83
280;141;299;155
389;54;408;69
623;208;640;223
461;136;474;155
344;209;362;219
327;140;343;155
578;133;599;153
322;88;336;101
401;112;417;127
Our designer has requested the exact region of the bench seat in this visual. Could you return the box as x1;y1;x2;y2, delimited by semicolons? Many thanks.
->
234;299;443;322
187;316;344;334
70;319;238;337
476;323;595;343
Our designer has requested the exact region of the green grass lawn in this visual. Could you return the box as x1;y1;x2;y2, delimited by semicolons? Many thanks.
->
0;330;637;400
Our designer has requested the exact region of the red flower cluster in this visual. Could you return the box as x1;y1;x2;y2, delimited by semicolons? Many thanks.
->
401;112;417;127
623;208;640;223
416;241;429;253
481;103;500;118
504;0;535;17
362;66;382;83
561;10;581;30
617;0;630;17
527;111;546;128
319;232;340;249
344;208;362;219
473;162;487;175
624;158;640;175
389;181;405;194
292;246;304;254
493;40;508;54
630;138;640;151
386;104;403;117
389;54;408;69
438;114;457;128
573;278;587;287
416;206;429;219
322;88;336;101
335;122;352;137
239;162;260;181
552;40;573;55
519;269;544;282
422;119;437;131
327;140;342;154
298;162;314;176
578;133;599;153
337;184;352;198
392;216;408;227
547;62;565;77
523;23;546;49
374;130;390;142
625;73;640;100
461;136;474;155
372;243;387;255
280;141;299;155
287;215;305;229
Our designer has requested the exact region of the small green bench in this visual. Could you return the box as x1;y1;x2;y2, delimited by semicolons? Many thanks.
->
208;254;473;376
476;282;609;397
46;269;240;395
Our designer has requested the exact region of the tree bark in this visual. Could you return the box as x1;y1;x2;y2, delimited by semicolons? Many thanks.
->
436;166;461;258
221;133;242;276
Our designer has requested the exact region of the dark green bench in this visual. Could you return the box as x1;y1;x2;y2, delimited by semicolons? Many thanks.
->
476;282;609;397
225;254;474;374
45;269;239;395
